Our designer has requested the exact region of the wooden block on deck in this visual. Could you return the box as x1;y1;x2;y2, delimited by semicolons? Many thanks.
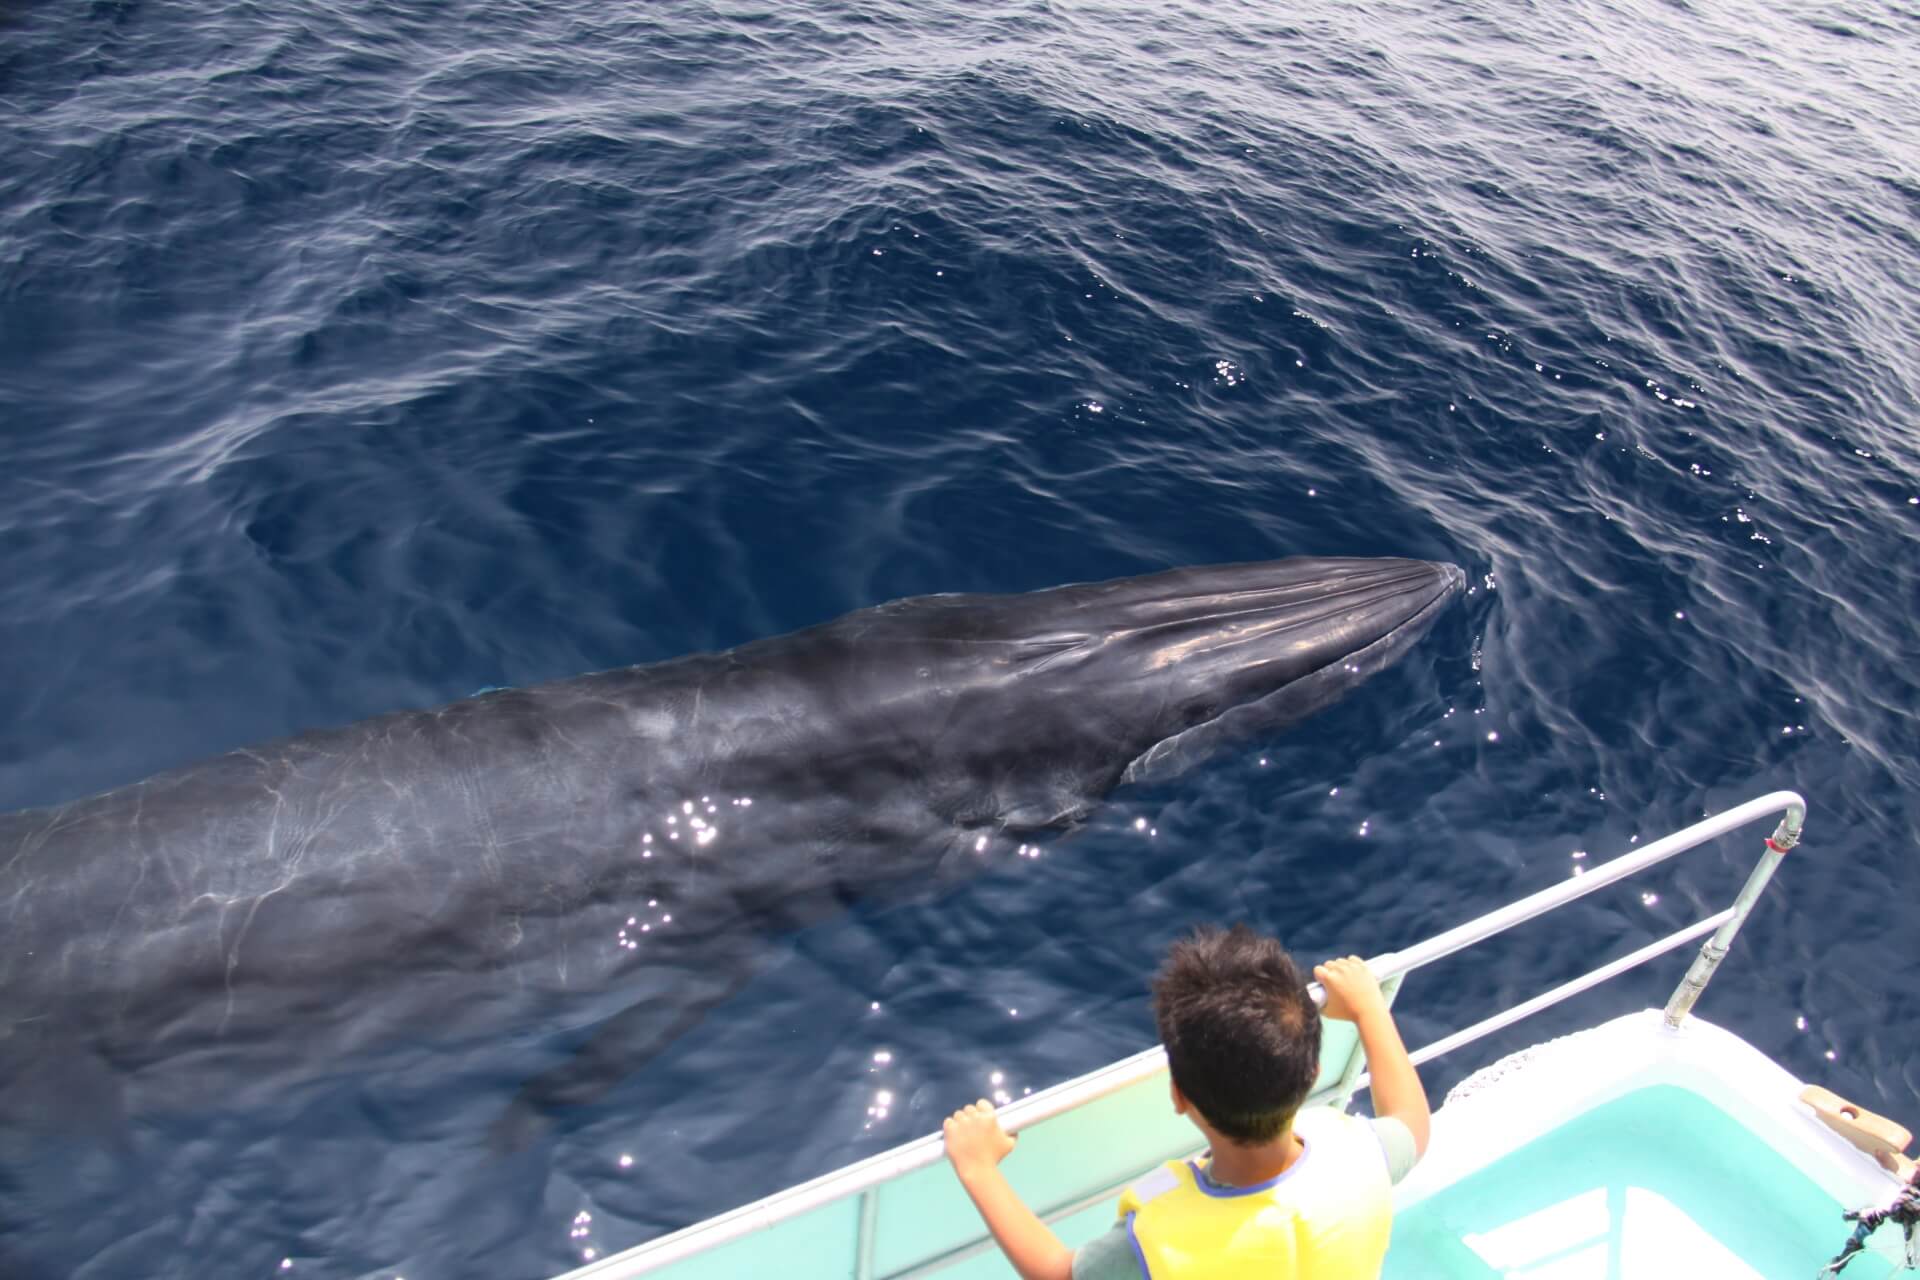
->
1799;1085;1913;1165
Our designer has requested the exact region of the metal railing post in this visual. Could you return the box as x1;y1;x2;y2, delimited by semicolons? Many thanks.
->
1662;803;1805;1028
854;1189;878;1280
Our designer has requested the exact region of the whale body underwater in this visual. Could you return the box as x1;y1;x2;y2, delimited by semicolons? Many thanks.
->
0;555;1461;1264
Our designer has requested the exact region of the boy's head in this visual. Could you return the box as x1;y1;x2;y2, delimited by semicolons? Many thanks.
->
1151;924;1321;1145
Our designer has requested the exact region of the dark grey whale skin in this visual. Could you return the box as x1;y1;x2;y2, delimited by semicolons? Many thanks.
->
0;556;1460;1239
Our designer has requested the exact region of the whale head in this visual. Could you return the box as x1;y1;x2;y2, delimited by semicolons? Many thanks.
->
883;556;1465;829
1093;556;1464;783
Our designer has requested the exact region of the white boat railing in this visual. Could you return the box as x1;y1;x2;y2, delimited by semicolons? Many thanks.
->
1370;788;1804;1073
554;789;1807;1280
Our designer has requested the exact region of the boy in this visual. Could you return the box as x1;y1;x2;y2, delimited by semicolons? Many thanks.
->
943;924;1430;1279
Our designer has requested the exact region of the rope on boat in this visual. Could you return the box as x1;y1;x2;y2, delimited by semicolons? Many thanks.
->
1818;1166;1920;1276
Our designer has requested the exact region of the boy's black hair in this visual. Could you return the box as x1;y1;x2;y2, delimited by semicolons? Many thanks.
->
1151;923;1321;1144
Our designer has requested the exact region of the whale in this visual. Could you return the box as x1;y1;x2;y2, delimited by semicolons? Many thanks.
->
0;555;1461;1270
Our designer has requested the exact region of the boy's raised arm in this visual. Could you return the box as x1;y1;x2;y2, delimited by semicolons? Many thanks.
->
944;1100;1076;1280
1314;955;1431;1156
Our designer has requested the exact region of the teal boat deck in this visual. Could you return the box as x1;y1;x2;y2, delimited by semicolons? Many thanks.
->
1386;1082;1896;1280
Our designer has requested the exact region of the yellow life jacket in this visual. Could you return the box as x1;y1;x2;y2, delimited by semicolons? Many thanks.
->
1114;1105;1393;1278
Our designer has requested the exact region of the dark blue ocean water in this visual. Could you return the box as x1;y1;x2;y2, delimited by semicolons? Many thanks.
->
3;0;1917;1275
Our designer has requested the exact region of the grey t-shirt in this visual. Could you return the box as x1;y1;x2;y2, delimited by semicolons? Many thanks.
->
1071;1116;1419;1280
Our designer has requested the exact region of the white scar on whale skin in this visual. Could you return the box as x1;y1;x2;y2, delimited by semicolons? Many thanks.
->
205;778;357;1034
626;708;677;741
